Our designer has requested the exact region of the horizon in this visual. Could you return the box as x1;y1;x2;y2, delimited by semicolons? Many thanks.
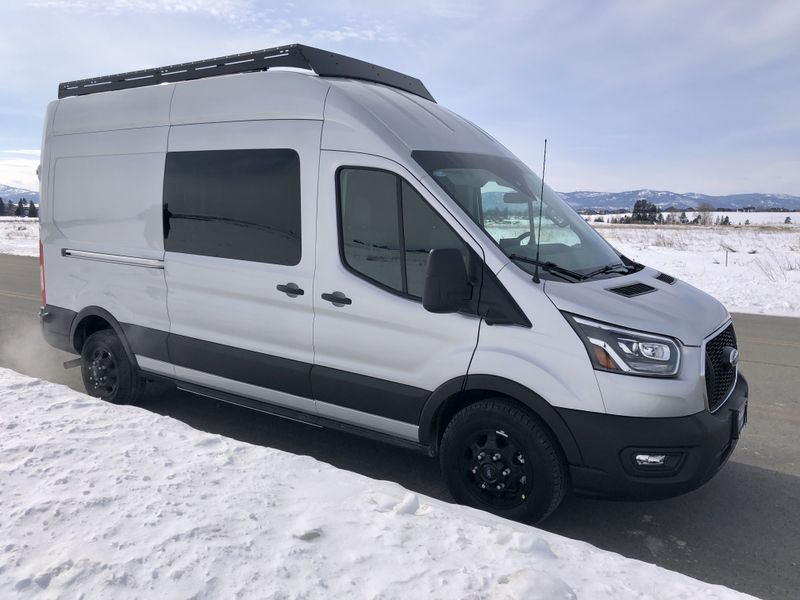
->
1;1;798;195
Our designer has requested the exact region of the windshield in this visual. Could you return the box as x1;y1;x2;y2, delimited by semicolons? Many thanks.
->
412;151;625;281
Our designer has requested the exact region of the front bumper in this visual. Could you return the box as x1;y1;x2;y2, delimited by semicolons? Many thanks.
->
557;374;748;499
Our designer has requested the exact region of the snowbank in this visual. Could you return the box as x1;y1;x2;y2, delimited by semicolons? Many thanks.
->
0;217;38;257
0;368;754;599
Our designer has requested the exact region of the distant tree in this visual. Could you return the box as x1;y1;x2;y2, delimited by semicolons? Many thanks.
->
14;200;24;216
631;199;659;223
656;212;664;225
721;216;730;226
785;216;793;224
594;216;605;223
691;215;701;225
0;198;5;216
745;219;750;226
28;202;39;218
679;211;688;224
714;215;721;226
696;202;715;226
665;213;676;225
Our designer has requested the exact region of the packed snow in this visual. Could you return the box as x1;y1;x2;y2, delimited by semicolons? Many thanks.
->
0;368;755;599
0;217;38;257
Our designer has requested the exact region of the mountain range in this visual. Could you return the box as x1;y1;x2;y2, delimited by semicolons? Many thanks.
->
559;189;800;212
1;183;799;213
0;184;39;205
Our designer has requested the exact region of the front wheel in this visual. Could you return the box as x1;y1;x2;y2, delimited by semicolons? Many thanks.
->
440;399;567;523
80;329;146;405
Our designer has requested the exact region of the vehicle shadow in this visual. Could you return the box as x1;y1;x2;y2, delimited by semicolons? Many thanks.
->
139;387;797;600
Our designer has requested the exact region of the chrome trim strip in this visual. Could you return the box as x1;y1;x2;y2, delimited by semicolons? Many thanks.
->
62;248;164;269
316;401;419;441
135;356;419;441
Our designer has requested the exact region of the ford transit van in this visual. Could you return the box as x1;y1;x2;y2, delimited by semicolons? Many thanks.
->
39;44;748;522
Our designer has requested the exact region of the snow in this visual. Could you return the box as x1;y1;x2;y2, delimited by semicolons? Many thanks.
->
596;225;800;317
0;368;754;599
0;217;38;257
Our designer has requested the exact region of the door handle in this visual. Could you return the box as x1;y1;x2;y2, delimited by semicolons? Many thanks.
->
276;283;304;297
321;291;352;307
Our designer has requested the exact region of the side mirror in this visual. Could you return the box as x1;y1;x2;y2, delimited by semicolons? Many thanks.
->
422;248;471;314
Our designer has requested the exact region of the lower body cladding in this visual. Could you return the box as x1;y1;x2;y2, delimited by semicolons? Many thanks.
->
557;374;749;499
42;304;746;501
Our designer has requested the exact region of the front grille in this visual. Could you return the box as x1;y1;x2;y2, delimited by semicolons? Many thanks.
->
607;282;657;297
705;323;737;411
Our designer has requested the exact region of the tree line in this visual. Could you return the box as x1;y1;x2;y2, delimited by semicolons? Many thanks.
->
591;199;792;226
0;198;38;218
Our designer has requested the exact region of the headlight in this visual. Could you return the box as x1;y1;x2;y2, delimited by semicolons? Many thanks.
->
565;314;681;377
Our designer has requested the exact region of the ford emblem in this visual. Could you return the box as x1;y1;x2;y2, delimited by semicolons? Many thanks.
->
722;346;739;368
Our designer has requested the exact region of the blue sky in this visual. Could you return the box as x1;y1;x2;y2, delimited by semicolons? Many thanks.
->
1;0;798;195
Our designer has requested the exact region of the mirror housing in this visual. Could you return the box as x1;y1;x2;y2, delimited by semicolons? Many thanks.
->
422;248;471;313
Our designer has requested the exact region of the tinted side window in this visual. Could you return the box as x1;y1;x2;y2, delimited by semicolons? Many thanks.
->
164;149;301;265
401;181;469;298
338;168;469;299
339;169;403;291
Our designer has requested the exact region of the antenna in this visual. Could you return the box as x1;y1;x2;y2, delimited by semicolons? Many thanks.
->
532;139;547;284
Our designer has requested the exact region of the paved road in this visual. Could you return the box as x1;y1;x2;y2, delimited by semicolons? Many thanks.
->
1;253;798;599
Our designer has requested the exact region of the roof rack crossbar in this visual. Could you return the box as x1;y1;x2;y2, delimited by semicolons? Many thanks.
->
57;44;435;102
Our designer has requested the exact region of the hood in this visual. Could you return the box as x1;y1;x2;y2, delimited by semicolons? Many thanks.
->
543;267;730;347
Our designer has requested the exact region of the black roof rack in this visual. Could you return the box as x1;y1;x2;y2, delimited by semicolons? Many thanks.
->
58;43;435;102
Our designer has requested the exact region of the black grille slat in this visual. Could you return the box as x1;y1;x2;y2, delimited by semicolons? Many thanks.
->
607;282;657;297
655;272;676;284
705;324;737;411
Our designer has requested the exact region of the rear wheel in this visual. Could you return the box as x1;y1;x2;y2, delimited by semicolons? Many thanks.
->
440;398;567;523
80;329;146;405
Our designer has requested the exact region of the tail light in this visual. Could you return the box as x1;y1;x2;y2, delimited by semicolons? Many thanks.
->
39;240;46;306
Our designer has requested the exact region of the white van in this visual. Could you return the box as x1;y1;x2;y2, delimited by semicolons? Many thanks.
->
39;44;747;522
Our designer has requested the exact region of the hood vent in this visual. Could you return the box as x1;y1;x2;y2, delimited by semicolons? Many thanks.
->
655;272;676;285
607;282;657;297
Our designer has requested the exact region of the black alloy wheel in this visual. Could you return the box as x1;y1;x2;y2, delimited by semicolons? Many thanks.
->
463;427;535;509
440;398;567;523
80;329;146;404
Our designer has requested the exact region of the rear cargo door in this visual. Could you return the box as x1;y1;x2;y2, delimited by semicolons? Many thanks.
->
159;120;321;412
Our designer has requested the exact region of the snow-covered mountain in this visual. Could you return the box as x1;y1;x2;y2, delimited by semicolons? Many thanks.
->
0;184;39;205
560;189;800;212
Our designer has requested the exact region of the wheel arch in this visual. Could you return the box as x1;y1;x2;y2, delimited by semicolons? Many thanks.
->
70;306;139;370
419;374;584;465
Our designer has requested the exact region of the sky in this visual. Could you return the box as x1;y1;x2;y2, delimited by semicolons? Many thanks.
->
0;0;798;195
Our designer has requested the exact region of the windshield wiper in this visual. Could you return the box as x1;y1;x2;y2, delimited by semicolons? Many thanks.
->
508;254;585;282
582;262;635;279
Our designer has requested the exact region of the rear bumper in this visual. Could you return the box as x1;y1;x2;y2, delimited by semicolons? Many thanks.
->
39;304;77;354
557;374;748;499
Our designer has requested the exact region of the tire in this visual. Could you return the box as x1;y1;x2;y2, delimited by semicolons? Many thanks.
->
439;398;567;523
80;329;146;405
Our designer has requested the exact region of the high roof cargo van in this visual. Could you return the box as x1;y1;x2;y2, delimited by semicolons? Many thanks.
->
39;45;747;522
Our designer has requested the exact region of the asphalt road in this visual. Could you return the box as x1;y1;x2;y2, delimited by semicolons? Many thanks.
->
1;253;798;599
